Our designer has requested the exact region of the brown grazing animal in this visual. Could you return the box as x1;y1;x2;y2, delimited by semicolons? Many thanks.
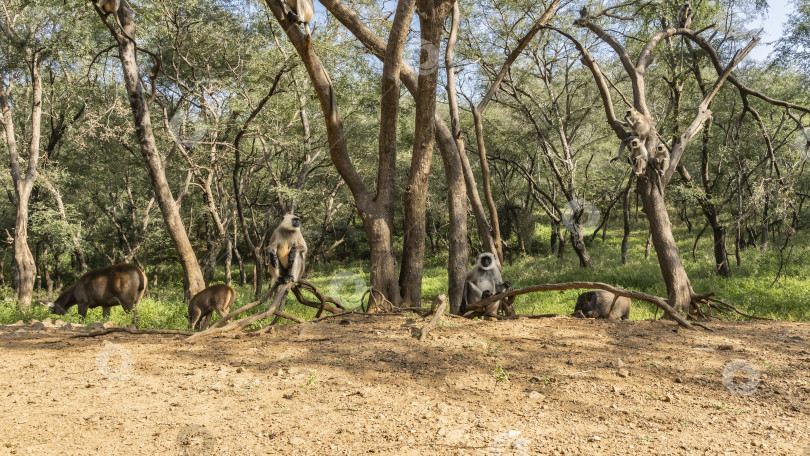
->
41;264;146;320
188;284;237;331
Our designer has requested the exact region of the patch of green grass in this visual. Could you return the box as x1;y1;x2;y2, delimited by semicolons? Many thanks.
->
1;224;807;329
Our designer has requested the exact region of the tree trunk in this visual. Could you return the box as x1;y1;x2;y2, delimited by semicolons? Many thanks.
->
1;50;44;312
709;215;730;277
621;177;632;265
441;1;469;315
569;226;592;268
399;1;453;307
639;180;693;312
471;107;504;264
436;111;467;316
105;5;205;299
224;235;233;287
12;192;36;310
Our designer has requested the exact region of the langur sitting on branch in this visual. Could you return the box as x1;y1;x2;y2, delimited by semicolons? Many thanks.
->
268;214;308;285
460;253;512;317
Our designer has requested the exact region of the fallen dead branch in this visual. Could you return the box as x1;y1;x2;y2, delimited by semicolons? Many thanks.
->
691;292;773;321
73;327;194;338
419;294;447;341
309;310;411;323
469;282;701;330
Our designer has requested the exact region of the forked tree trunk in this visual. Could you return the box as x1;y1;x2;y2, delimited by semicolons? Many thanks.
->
265;0;413;307
399;0;454;307
101;2;205;299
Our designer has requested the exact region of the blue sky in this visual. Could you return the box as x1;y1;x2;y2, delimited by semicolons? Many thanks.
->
748;1;793;61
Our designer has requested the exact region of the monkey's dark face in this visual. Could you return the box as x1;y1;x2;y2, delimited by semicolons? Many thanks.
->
631;139;640;148
280;214;301;230
477;253;497;270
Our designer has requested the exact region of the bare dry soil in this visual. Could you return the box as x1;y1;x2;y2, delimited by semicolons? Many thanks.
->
0;315;808;455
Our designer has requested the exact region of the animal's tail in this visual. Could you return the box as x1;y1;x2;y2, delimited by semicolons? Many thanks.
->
227;286;236;312
135;266;148;305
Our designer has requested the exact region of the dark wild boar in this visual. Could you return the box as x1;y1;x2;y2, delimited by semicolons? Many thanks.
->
188;284;236;330
573;290;631;320
41;264;147;320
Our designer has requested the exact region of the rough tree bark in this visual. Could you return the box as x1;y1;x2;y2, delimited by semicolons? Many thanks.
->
96;1;205;299
441;0;469;315
0;49;44;311
399;0;455;307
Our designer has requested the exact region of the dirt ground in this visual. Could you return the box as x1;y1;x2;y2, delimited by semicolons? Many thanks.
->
0;315;808;456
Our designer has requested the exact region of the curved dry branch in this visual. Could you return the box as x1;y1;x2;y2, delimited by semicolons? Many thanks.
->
574;17;640;105
468;282;699;330
547;26;626;137
292;279;344;317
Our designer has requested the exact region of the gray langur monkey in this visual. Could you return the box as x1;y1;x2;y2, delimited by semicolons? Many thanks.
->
629;138;649;176
678;2;692;28
95;0;125;30
460;253;512;317
652;143;670;176
284;0;314;35
624;109;652;141
268;214;308;285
